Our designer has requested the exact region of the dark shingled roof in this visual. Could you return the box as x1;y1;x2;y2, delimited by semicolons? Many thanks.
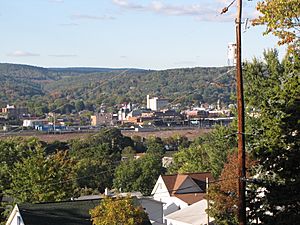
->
18;199;101;225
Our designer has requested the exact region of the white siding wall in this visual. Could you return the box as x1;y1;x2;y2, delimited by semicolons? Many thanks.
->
6;206;25;225
152;176;170;199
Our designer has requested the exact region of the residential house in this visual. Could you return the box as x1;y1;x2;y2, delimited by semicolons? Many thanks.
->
76;192;164;225
6;199;101;225
6;197;157;225
165;199;214;225
138;197;164;225
151;172;213;223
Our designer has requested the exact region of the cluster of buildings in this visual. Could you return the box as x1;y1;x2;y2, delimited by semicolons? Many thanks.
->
1;95;233;132
91;95;233;129
6;172;214;225
0;105;29;120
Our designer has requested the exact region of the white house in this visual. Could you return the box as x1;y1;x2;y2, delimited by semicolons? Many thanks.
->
6;205;25;225
77;192;164;225
165;200;214;225
138;197;164;225
6;197;158;225
151;172;213;224
6;199;102;225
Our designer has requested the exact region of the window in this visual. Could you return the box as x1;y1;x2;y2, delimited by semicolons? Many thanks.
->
17;216;21;225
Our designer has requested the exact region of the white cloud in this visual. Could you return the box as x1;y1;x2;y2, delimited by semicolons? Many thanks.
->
71;14;115;20
113;0;129;7
7;51;40;57
111;0;228;22
49;54;77;57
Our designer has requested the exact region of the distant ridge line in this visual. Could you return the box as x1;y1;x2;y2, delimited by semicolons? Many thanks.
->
48;67;148;73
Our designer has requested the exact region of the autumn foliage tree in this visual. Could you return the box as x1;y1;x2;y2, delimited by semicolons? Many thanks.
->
208;152;255;225
90;196;150;225
253;0;300;46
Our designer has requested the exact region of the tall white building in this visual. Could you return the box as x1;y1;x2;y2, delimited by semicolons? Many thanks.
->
147;95;169;111
228;42;237;66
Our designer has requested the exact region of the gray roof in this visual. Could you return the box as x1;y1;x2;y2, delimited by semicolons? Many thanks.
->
19;199;101;225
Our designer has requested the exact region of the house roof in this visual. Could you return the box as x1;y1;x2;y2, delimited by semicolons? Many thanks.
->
165;199;214;225
174;193;206;205
161;172;213;195
18;199;101;225
171;175;188;195
160;172;213;205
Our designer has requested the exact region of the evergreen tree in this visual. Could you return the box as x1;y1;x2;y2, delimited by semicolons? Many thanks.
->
244;49;300;224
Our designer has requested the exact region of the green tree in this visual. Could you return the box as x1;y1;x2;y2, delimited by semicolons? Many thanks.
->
113;153;163;195
164;134;190;151
253;0;300;46
70;128;133;160
7;146;77;203
75;100;85;112
90;196;150;225
145;136;165;156
122;146;136;160
169;125;236;178
69;128;133;193
243;49;300;225
74;143;117;193
0;138;33;221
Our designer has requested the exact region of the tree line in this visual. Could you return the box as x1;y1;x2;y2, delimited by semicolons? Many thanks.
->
0;64;235;115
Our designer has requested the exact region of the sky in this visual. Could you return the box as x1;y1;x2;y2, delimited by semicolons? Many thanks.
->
0;0;286;70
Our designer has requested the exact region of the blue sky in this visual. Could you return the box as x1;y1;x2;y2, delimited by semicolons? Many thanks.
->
0;0;286;70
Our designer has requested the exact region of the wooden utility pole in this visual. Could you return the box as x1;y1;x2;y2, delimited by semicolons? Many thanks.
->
236;0;246;225
206;177;210;225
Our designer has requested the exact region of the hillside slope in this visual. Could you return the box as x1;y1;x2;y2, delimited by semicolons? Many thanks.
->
0;63;235;114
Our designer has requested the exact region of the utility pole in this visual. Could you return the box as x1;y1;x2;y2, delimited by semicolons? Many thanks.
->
236;0;246;225
206;177;210;225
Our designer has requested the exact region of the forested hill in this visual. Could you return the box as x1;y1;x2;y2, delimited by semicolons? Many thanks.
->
0;63;235;114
